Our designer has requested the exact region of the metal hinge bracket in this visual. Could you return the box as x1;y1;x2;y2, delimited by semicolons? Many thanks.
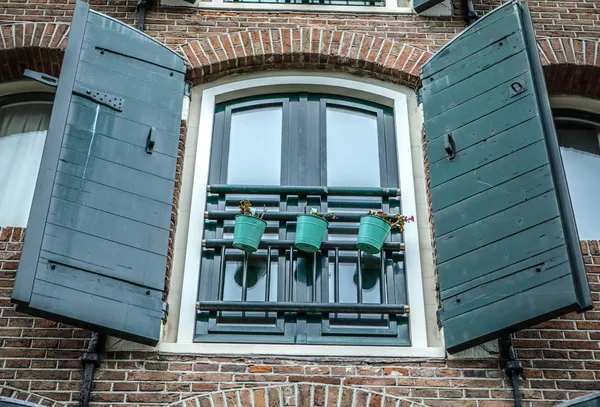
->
436;308;444;328
161;302;169;322
24;69;124;112
416;87;423;105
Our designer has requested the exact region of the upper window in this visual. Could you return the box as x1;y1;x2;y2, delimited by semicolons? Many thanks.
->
0;93;53;227
554;109;600;240
196;93;410;345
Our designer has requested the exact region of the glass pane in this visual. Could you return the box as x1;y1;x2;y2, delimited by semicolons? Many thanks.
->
0;101;52;227
326;106;380;187
556;121;600;155
560;147;600;240
227;106;282;185
222;252;278;302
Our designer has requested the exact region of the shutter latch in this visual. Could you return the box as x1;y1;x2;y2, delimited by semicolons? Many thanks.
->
444;133;455;161
161;302;169;322
23;69;124;112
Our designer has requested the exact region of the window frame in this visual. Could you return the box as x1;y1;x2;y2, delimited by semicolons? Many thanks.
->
168;74;439;357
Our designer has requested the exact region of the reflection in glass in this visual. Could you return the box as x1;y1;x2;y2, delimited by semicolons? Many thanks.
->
328;252;381;304
0;101;52;226
222;252;278;302
326;106;380;187
556;120;600;240
227;106;282;185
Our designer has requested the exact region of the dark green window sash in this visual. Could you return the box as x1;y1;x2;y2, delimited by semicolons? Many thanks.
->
195;93;409;346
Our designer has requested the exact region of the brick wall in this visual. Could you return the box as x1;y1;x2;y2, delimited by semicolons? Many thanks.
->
1;0;600;405
0;231;599;406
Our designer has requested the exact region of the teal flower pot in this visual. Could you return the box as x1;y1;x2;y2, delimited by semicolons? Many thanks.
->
295;215;328;253
233;214;267;252
356;215;392;254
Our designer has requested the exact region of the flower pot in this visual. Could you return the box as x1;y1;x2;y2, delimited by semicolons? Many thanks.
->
356;215;392;254
233;214;267;252
295;215;328;253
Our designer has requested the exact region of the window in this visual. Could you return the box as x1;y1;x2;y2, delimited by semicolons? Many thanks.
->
196;94;409;345
0;93;53;227
173;75;434;356
554;109;600;240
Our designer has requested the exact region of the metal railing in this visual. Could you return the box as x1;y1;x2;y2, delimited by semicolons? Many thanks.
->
197;184;408;316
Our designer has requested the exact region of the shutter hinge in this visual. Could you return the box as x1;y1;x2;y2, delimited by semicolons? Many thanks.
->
416;87;423;105
161;302;169;322
436;308;444;328
23;69;124;112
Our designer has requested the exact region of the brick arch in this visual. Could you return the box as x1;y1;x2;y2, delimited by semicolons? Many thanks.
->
178;29;432;88
0;385;66;407
0;22;68;82
167;383;433;407
538;38;600;99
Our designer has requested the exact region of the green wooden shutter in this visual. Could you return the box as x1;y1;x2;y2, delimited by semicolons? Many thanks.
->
11;0;186;346
420;0;593;354
413;0;445;13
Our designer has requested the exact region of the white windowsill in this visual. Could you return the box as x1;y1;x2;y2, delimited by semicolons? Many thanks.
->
159;342;446;358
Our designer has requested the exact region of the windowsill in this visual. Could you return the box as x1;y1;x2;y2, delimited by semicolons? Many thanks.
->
159;0;452;16
158;342;447;358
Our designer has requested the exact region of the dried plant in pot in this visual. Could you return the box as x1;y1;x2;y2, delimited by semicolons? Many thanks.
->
356;210;414;254
233;200;267;253
295;207;338;253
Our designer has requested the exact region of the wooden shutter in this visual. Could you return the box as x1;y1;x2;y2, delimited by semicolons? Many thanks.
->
11;0;186;345
420;0;593;353
413;0;445;13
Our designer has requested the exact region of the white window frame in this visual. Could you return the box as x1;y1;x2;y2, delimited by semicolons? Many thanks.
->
162;0;452;16
162;73;443;358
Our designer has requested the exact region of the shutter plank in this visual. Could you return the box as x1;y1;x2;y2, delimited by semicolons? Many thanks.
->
424;51;531;119
67;102;179;157
57;150;175;204
442;275;578;351
431;141;548;209
47;198;168;256
423;30;526;98
63;126;176;179
426;95;539;162
441;245;569;299
425;71;534;141
12;0;186;345
437;192;560;262
429;117;543;185
421;9;520;77
438;219;566;293
41;224;166;290
434;165;554;236
53;174;172;230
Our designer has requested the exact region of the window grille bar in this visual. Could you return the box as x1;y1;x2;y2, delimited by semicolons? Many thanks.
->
312;253;318;301
217;245;226;301
207;184;400;197
288;247;294;301
241;252;249;302
197;301;409;314
380;251;388;304
265;247;272;302
203;239;404;251
206;211;398;222
334;248;340;304
356;250;363;304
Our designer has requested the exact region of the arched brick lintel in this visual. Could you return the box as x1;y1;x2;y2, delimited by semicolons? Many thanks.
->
0;22;68;82
178;29;431;88
538;38;600;99
167;383;433;407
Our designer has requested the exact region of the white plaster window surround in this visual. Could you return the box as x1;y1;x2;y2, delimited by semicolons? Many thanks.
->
154;71;444;358
159;0;452;16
